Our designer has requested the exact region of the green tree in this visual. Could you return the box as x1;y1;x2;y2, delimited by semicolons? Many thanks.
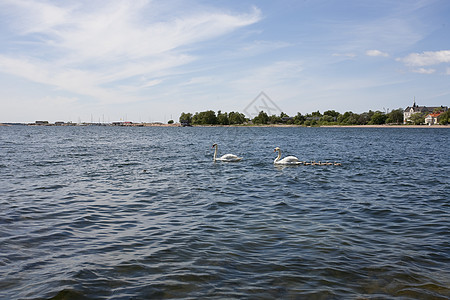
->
192;112;200;124
348;113;360;125
320;115;335;124
179;112;192;124
217;111;229;125
228;111;246;124
369;111;388;125
409;112;425;125
438;110;450;125
357;112;371;125
293;112;305;125
386;108;404;124
337;111;349;124
323;110;340;119
168;120;174;124
311;110;322;118
338;111;359;125
253;111;269;124
192;110;217;125
269;114;281;124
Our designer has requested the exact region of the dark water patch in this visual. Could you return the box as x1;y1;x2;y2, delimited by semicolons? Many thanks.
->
48;289;88;300
34;184;66;191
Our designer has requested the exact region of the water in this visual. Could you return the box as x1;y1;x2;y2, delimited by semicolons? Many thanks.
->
0;126;449;299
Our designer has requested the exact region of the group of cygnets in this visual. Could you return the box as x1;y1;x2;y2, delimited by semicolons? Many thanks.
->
212;144;342;166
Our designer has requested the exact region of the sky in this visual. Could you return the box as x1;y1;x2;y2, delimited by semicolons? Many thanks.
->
0;0;449;123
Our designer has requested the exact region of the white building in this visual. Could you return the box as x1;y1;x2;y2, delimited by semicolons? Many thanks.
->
424;113;442;125
403;100;447;124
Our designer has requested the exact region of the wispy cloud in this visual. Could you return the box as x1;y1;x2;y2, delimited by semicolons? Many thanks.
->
1;0;72;34
397;50;450;66
412;68;436;74
0;1;262;104
365;50;389;57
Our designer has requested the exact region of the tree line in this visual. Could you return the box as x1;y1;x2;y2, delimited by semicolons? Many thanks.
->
179;108;450;126
179;111;246;125
179;108;410;126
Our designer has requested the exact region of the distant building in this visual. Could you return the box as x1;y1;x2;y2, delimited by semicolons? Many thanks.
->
112;121;133;126
403;100;448;124
281;117;293;123
35;121;49;125
424;113;442;125
55;121;65;126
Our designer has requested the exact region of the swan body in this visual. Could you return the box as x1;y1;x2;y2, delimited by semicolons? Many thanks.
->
212;144;242;162
273;147;301;165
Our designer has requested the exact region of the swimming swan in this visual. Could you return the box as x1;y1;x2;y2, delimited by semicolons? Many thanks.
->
212;144;243;162
273;147;301;165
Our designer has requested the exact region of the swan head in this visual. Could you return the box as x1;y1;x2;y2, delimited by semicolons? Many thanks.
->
274;147;280;152
212;143;217;148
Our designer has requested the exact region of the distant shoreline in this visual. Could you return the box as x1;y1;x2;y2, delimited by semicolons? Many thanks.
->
191;124;450;128
1;123;448;128
318;124;449;128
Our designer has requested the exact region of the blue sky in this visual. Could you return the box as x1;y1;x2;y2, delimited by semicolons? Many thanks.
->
0;0;449;123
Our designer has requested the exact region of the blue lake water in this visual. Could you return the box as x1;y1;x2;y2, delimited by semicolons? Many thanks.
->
0;126;449;299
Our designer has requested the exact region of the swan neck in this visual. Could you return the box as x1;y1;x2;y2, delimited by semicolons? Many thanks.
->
274;149;281;162
213;145;217;161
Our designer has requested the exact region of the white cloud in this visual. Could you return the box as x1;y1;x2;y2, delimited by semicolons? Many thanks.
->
412;68;436;74
140;79;163;88
0;54;140;103
0;0;71;34
0;1;262;104
397;50;450;66
365;50;389;57
50;3;261;63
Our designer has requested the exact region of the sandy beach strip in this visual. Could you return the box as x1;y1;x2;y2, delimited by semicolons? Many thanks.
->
190;124;449;128
319;124;449;128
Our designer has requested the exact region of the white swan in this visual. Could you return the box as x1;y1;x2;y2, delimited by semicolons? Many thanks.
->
273;147;301;165
212;144;243;162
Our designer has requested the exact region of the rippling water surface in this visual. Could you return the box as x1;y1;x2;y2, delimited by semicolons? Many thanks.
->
0;126;449;299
